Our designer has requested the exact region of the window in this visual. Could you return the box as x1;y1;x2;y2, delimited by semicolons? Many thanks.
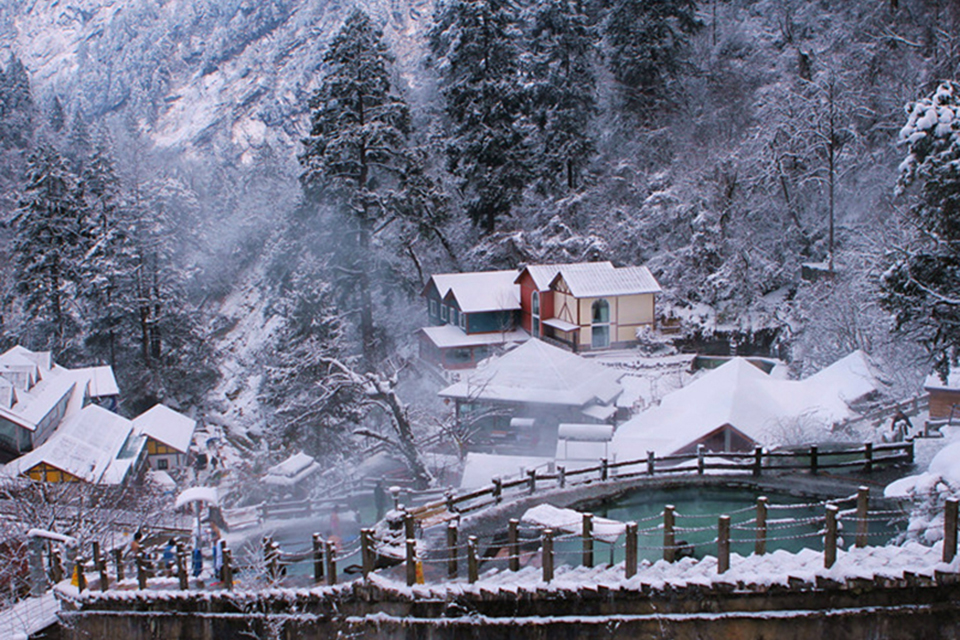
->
441;305;449;322
157;458;169;470
429;299;438;319
531;291;540;336
459;312;467;330
591;299;611;348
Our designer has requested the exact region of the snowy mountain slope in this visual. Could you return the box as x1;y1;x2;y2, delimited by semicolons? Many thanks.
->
0;0;434;161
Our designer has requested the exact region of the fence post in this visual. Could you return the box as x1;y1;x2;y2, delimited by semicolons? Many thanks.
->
582;513;594;568
176;542;188;590
136;551;147;590
467;536;479;584
404;513;416;541
855;486;870;548
527;469;537;494
944;499;959;563
447;522;459;578
542;529;554;583
508;519;520;572
718;515;731;574
864;442;873;473
75;555;86;592
907;439;915;465
558;466;566;489
312;533;324;583
493;477;503;503
406;538;417;587
755;496;768;556
223;548;234;590
361;529;374;579
93;541;108;592
697;444;705;475
600;458;609;481
113;548;124;582
446;489;457;514
625;522;638;579
753;445;763;477
325;540;337;586
663;505;676;562
647;451;655;476
810;445;819;475
824;504;839;569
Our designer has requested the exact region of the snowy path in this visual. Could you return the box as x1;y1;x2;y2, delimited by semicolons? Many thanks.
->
0;592;59;639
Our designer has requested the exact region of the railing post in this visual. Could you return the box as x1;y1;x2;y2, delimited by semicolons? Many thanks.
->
75;555;86;593
467;536;479;584
855;486;870;548
508;519;520;572
404;513;416;541
446;489;457;514
718;515;731;574
542;529;554;583
907;439;915;465
755;496;768;556
663;505;676;562
647;451;655;476
325;540;337;586
625;522;638;579
222;548;234;590
527;469;537;494
493;477;503;503
864;442;873;473
810;444;819;475
313;533;325;583
697;444;705;475
406;538;417;587
174;541;186;590
92;541;108;592
136;551;147;590
447;522;459;578
600;458;609;481
824;504;839;569
361;529;374;579
582;513;594;568
558;466;566;489
753;445;763;477
944;499;959;563
113;548;124;582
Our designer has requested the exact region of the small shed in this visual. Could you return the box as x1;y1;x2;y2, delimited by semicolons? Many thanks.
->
132;404;197;471
925;371;960;420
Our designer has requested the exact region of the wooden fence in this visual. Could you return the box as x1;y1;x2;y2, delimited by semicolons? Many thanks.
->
409;441;915;524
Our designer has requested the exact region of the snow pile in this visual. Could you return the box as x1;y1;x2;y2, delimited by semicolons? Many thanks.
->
885;440;960;544
521;504;625;543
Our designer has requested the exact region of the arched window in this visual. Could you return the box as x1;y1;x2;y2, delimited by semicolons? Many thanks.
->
531;291;540;336
591;299;610;348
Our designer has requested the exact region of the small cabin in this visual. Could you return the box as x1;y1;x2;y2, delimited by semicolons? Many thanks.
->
925;371;960;421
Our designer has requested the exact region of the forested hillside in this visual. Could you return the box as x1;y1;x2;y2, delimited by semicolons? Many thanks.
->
0;0;956;466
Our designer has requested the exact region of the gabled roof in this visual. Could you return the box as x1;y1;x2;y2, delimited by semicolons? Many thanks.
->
611;353;881;459
7;405;145;484
424;271;521;313
552;263;661;298
439;339;624;408
133;404;197;453
516;262;661;297
264;452;321;487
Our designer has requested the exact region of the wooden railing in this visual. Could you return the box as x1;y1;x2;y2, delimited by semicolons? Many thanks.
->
408;441;915;522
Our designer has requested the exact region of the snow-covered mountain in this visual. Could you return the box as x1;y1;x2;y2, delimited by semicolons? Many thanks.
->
0;0;433;161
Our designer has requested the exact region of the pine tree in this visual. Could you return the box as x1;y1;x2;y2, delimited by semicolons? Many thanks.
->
604;0;701;116
300;9;439;370
881;82;960;378
48;96;65;134
12;144;88;358
525;0;598;191
430;0;531;232
0;54;34;150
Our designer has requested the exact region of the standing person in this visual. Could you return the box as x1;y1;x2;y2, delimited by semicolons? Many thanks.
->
212;538;223;583
130;530;142;557
191;545;203;579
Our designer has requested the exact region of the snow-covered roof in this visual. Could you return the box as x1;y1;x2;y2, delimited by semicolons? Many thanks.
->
73;366;119;398
804;350;881;404
558;423;614;441
426;270;521;313
264;452;321;487
439;339;624;409
6;405;145;484
924;370;960;392
175;487;219;508
611;353;879;460
459;452;554;489
552;263;662;298
132;404;197;453
420;325;530;349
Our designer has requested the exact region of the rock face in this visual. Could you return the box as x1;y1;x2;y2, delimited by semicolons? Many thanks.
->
0;0;434;160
